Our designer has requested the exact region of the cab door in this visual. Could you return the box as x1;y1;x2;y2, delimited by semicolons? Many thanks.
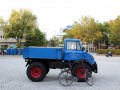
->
64;41;83;61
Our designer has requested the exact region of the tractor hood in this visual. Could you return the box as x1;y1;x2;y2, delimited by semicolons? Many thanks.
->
83;51;95;65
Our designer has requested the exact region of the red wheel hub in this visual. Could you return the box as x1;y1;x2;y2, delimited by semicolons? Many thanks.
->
76;67;86;79
30;67;42;78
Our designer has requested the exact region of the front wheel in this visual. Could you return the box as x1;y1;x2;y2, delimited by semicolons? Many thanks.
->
27;62;47;82
72;63;92;82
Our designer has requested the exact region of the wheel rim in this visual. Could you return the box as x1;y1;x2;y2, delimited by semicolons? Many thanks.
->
76;67;86;79
30;67;42;78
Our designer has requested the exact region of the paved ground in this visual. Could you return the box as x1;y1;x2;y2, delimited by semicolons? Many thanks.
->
0;55;120;90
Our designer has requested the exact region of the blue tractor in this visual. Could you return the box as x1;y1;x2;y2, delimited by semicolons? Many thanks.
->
23;38;98;82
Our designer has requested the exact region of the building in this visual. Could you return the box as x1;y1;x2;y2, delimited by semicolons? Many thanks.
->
54;28;66;41
54;25;72;41
0;30;25;49
63;25;73;32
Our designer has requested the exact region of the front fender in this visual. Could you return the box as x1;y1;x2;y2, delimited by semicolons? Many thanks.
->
83;52;95;65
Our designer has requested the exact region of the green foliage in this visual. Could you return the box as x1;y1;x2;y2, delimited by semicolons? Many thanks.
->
25;28;46;47
1;11;120;49
65;16;102;43
96;49;120;55
0;17;3;24
94;22;110;48
47;37;60;47
0;17;4;30
62;35;68;40
109;16;120;45
2;9;37;47
64;16;120;49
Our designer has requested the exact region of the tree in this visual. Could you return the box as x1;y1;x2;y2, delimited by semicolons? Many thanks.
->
24;28;46;46
95;22;110;48
109;16;120;47
2;9;37;47
0;17;4;30
65;16;102;43
47;37;60;47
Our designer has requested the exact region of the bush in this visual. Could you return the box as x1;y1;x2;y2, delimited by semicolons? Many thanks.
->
96;49;120;55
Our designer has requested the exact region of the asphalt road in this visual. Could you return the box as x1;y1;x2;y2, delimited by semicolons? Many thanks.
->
0;55;120;90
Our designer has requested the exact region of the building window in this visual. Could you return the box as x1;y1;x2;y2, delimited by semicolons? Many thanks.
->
1;45;8;48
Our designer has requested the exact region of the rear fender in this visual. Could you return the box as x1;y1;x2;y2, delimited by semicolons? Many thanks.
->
25;60;49;68
26;61;32;67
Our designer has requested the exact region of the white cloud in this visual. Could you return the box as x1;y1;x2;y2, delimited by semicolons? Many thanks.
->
0;0;120;39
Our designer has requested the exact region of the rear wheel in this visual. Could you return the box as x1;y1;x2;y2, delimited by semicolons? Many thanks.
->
27;62;47;82
72;63;92;82
46;67;50;74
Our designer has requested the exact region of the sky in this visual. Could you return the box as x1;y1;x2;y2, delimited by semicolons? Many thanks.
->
0;0;120;39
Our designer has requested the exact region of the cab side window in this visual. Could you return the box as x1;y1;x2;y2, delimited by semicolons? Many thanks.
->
67;42;80;50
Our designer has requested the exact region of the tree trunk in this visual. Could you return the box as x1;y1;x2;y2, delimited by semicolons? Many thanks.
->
16;37;23;48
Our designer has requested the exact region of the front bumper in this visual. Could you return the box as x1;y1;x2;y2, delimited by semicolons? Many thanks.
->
92;62;98;73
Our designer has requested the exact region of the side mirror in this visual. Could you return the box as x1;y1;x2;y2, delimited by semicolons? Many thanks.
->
82;47;88;52
82;47;85;51
86;50;88;52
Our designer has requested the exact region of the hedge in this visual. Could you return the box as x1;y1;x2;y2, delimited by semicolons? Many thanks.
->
96;49;120;55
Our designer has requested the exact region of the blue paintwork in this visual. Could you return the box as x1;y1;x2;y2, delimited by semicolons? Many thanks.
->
63;39;94;64
64;50;83;60
23;47;63;60
82;51;95;64
23;38;95;65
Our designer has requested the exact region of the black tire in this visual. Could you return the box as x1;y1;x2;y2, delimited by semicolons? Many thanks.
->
72;63;92;82
43;62;49;74
46;67;50;74
27;62;47;82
